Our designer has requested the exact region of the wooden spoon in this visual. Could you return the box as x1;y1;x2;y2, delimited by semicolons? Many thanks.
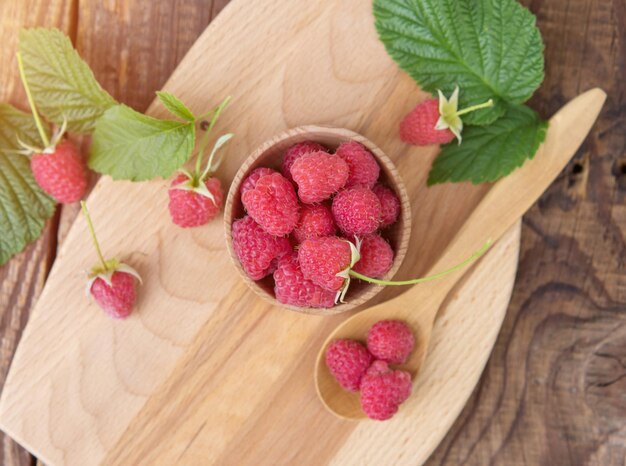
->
315;88;606;420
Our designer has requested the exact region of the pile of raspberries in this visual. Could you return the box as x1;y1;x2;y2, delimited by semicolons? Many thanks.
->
326;320;415;420
231;140;401;308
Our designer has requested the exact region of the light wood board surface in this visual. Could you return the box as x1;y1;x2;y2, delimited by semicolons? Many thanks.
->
0;0;521;464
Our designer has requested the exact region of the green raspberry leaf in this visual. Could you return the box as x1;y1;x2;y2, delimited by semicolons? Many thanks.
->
19;28;117;133
373;0;545;125
0;104;56;266
89;104;196;181
156;92;196;122
428;104;548;185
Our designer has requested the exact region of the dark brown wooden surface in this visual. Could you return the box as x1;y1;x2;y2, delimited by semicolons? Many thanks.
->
0;0;623;465
427;0;626;464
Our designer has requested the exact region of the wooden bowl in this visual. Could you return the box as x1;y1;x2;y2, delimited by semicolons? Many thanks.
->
224;125;412;315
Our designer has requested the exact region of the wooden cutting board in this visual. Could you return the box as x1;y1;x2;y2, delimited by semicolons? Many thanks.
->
0;0;521;464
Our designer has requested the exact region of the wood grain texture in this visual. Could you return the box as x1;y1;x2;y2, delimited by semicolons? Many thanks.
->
0;0;521;464
2;2;226;466
426;0;626;464
0;1;76;465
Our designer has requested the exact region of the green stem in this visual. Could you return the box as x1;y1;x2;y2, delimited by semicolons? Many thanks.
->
16;52;50;148
456;99;494;117
81;201;108;271
194;96;232;179
349;239;492;286
203;96;232;174
193;121;213;178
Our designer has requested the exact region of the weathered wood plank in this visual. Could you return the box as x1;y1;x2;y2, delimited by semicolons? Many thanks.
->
426;0;626;464
0;1;76;465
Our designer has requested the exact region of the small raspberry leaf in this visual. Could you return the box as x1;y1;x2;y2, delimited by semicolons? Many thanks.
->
428;105;548;185
89;104;196;181
373;0;544;125
0;104;56;265
156;92;196;122
18;28;117;133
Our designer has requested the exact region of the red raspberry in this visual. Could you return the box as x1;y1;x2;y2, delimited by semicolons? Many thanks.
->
372;184;400;228
399;99;455;146
298;236;352;292
281;141;327;181
168;175;223;228
291;152;349;204
335;141;380;188
325;339;374;392
360;360;412;420
367;320;415;364
89;271;137;319
273;253;335;308
241;167;276;195
232;216;292;280
332;186;382;236
352;234;394;278
293;204;336;243
242;172;299;236
31;139;87;203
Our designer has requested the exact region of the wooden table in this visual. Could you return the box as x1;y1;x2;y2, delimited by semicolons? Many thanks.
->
0;0;623;464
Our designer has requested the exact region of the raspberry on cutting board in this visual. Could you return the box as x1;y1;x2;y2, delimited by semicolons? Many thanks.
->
81;201;142;319
168;175;223;228
90;271;138;319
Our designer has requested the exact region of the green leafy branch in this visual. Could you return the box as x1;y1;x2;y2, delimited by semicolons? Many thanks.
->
374;0;548;185
18;28;221;181
0;104;55;266
0;27;228;266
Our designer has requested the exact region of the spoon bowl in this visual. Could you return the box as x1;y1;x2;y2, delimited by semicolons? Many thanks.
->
315;89;606;420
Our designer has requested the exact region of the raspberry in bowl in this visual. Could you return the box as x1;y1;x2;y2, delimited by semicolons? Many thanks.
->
224;125;411;315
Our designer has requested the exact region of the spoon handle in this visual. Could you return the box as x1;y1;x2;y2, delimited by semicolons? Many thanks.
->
411;89;606;302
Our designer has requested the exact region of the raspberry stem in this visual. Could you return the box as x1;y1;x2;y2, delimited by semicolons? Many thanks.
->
17;52;50;148
348;239;492;286
193;96;231;180
455;99;494;116
81;201;108;271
